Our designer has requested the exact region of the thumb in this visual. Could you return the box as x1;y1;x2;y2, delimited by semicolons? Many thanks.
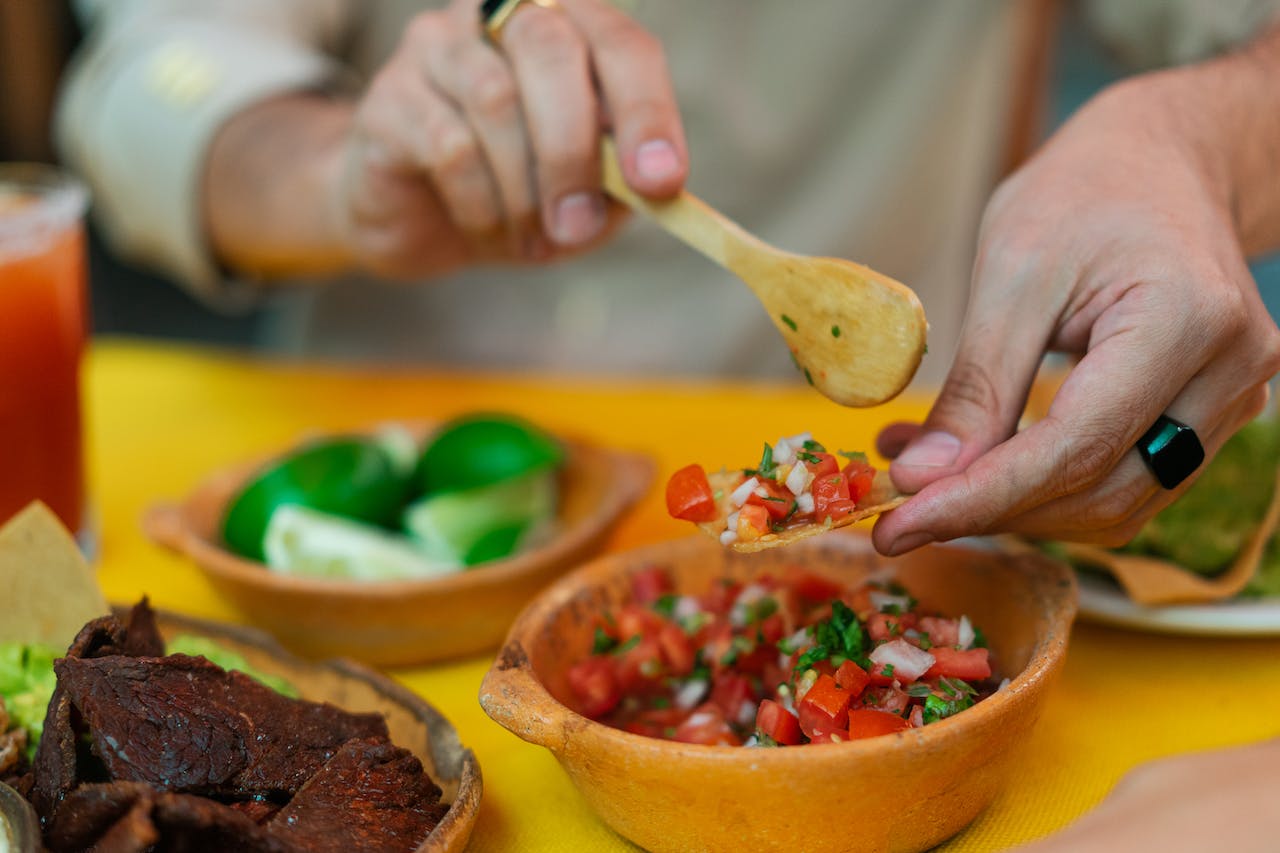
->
891;323;1047;494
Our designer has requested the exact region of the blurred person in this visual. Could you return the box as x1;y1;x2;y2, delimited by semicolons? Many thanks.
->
58;0;1280;549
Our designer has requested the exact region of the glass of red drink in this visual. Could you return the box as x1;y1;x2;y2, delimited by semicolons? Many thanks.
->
0;164;90;539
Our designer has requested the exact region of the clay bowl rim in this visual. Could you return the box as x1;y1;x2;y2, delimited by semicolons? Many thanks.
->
139;605;483;852
481;532;1078;761
143;427;654;600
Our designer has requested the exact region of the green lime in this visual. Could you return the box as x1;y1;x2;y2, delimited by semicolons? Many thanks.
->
403;470;557;566
222;438;411;562
416;414;563;495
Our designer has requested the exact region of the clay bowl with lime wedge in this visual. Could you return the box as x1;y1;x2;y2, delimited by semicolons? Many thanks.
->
145;419;653;666
481;532;1077;853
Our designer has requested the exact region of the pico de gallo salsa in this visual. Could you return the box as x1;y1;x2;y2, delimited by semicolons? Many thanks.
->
566;566;999;746
666;432;905;552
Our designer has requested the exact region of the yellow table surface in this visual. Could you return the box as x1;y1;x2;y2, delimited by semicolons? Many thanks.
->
86;338;1280;852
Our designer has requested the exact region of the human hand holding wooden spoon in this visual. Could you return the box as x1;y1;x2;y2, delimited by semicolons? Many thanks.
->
601;140;927;407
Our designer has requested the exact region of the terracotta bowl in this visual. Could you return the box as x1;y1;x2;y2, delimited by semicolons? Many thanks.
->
480;532;1076;853
149;608;481;853
145;434;652;666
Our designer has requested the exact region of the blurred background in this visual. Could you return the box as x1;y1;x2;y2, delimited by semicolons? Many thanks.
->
4;1;1278;349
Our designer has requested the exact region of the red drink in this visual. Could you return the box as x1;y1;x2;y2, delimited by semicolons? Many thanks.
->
0;165;89;533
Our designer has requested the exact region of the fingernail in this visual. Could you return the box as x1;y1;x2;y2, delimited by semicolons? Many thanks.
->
886;532;935;556
894;431;961;469
552;192;606;245
635;140;680;183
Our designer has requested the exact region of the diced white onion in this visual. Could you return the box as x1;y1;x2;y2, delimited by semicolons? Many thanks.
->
673;595;701;622
795;668;819;701
675;679;709;710
743;735;760;748
753;486;769;498
997;678;1011;692
726;510;741;531
869;639;936;683
731;477;760;507
730;583;769;627
787;432;813;447
683;710;715;729
958;615;975;650
737;700;757;727
796;493;815;514
869;591;912;613
720;529;739;546
774;438;796;466
785;464;813;496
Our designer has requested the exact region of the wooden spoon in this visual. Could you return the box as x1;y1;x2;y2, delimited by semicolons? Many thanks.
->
600;140;927;407
1058;465;1280;606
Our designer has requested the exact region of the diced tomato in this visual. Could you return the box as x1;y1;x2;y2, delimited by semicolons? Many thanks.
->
755;699;804;746
834;661;871;697
925;647;992;681
673;703;741;746
615;604;662;643
614;637;665;693
821;498;857;522
665;464;719;522
848;708;910;740
759;612;786;645
866;663;898;687
701;579;742;616
566;657;621;717
811;474;850;517
657;622;695;676
631;566;675;606
789;572;845;605
842;457;877;504
710;672;753;720
796;674;852;740
860;685;910;715
803;452;840;478
624;706;689;738
746;480;795;521
918;616;960;648
867;612;904;642
736;504;771;541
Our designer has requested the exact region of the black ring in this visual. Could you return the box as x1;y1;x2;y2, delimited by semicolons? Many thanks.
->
1136;414;1204;489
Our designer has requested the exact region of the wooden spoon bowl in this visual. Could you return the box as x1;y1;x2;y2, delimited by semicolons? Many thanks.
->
602;141;927;407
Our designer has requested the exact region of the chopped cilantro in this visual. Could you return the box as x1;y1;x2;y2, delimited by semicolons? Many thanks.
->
916;636;932;650
592;628;617;655
781;314;798;331
972;626;989;649
940;677;977;697
762;496;788;503
796;451;822;465
652;594;678;618
804;368;814;386
747;596;778;623
831;325;841;338
881;664;895;677
663;726;677;738
939;679;956;697
837;450;869;463
906;683;933;698
613;635;641;656
803;439;826;452
923;693;973;724
755;733;781;748
794;645;831;673
713;489;725;501
651;696;672;709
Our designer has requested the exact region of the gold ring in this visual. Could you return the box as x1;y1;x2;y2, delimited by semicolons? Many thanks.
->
481;0;560;44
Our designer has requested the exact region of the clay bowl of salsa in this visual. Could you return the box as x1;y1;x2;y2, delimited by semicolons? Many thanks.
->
145;423;653;667
480;531;1076;853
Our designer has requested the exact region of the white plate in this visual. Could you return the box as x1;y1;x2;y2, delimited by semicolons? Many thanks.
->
1077;572;1280;636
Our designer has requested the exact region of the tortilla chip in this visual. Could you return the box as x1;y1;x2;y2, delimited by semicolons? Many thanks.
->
0;502;109;648
696;470;907;553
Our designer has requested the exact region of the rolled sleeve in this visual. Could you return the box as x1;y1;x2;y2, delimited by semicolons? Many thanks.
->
57;12;345;309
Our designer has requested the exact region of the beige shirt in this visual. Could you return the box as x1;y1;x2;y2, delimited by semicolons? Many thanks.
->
58;0;1280;387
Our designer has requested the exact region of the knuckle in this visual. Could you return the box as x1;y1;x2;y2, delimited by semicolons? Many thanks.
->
425;126;479;177
598;19;662;60
510;9;580;53
1051;426;1123;496
467;68;519;119
1082;478;1151;532
936;359;1001;422
405;11;447;45
1253;323;1280;380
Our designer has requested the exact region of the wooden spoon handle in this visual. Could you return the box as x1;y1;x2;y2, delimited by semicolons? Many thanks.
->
600;139;765;274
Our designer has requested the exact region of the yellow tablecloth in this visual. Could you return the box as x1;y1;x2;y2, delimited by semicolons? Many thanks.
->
86;339;1280;852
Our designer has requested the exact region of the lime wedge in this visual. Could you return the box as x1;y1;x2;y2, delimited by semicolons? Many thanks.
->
417;415;563;495
403;470;557;565
223;438;411;562
263;505;462;582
